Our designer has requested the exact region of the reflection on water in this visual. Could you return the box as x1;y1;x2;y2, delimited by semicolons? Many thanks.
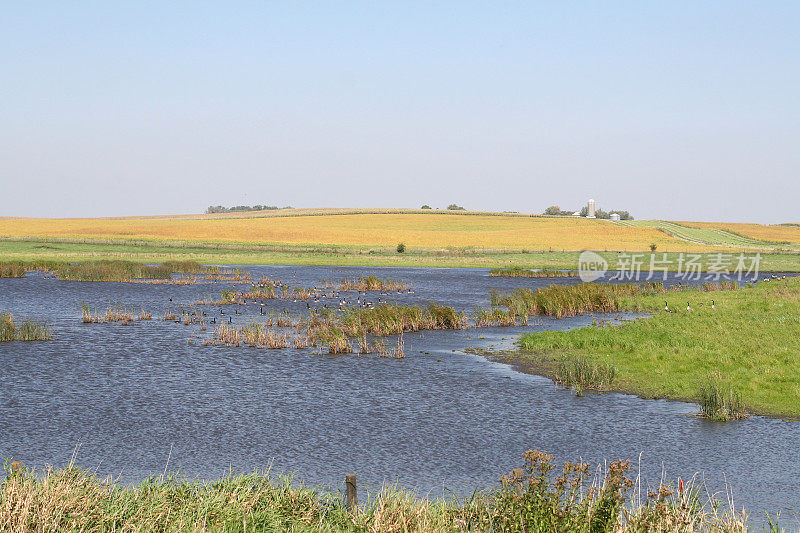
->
0;266;797;527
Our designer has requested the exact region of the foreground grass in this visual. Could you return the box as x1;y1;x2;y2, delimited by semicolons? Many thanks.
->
514;278;800;418
1;451;750;532
2;239;800;271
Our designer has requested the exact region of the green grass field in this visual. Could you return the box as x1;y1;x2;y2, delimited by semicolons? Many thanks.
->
511;278;800;418
2;238;800;272
617;220;795;250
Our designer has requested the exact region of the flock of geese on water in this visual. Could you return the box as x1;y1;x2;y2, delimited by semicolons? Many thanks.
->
664;274;788;313
167;288;416;325
165;273;792;323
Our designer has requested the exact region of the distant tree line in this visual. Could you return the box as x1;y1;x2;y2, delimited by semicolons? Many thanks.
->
544;205;633;220
419;204;467;211
206;205;292;214
543;206;575;216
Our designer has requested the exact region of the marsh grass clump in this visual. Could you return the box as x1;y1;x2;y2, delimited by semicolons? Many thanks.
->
698;374;747;421
328;276;411;292
357;334;373;354
204;324;240;346
375;333;405;359
80;304;96;323
239;323;288;349
292;335;310;349
639;281;666;295
160;260;205;273
473;307;519;327
217;290;241;305
337;303;466;337
0;262;27;278
324;330;353;355
0;312;51;341
206;322;289;349
702;280;739;291
275;313;296;328
13;259;220;283
238;282;278;300
55;260;176;282
489;267;578;278
81;305;153;325
427;303;467;330
102;307;136;325
555;356;616;394
493;283;642;318
0;313;17;341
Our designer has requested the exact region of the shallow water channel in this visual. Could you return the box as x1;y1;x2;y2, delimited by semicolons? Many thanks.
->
0;266;797;527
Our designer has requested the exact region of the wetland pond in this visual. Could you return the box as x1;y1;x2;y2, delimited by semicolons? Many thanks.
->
0;266;798;527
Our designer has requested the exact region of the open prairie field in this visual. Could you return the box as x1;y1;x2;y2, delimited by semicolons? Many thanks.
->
0;209;730;252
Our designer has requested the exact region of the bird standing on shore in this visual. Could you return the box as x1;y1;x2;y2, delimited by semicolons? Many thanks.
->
686;302;693;312
664;301;670;312
711;300;716;310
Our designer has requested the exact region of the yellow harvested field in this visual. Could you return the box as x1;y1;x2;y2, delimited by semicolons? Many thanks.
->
680;221;800;245
0;210;726;252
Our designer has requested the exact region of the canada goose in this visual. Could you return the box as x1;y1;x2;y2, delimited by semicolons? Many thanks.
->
664;301;670;312
210;317;216;324
228;316;232;324
686;302;693;312
711;300;716;310
260;307;265;315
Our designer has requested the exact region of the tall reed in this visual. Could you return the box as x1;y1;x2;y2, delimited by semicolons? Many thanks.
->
0;263;27;278
489;267;578;278
698;374;747;421
494;283;641;318
327;276;411;291
555;356;617;394
0;312;51;341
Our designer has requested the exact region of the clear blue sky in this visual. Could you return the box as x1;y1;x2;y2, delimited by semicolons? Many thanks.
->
1;2;798;222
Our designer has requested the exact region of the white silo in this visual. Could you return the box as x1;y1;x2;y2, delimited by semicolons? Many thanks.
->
587;199;596;218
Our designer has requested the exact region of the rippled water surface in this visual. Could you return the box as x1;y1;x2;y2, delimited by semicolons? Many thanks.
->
0;266;797;527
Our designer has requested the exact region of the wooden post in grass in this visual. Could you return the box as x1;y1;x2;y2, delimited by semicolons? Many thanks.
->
345;473;357;512
511;468;525;497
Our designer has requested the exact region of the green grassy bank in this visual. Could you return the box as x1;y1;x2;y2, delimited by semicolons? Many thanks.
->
510;278;800;418
2;238;800;271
